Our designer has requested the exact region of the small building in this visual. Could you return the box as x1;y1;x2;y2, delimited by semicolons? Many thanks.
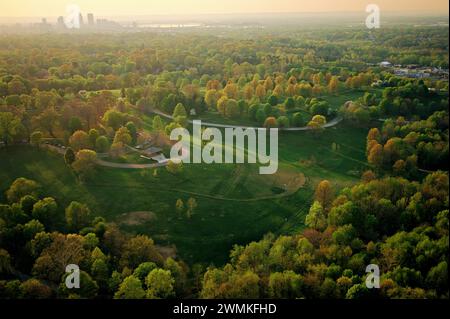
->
380;61;392;68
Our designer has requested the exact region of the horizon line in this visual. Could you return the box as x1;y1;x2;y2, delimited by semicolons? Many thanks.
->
1;9;449;20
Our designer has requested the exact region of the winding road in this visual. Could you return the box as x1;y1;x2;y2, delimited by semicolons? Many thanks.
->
43;110;343;170
150;109;343;131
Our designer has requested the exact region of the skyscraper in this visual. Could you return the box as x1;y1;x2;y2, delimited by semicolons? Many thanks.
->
87;13;95;26
57;16;65;28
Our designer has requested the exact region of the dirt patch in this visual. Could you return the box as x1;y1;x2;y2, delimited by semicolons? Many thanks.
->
273;171;306;193
118;211;157;226
155;245;177;259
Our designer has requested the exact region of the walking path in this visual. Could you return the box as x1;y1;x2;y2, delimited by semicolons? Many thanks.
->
42;110;343;170
151;109;343;131
96;159;167;169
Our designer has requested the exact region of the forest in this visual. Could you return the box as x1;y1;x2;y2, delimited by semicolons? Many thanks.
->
0;22;448;299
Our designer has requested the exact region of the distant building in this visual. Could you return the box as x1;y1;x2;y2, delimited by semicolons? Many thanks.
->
380;61;392;68
41;18;48;25
79;13;84;27
57;16;65;28
87;13;95;26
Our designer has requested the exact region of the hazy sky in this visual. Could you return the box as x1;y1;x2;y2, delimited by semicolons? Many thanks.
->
0;0;448;17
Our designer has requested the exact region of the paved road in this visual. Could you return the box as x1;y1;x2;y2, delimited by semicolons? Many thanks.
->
151;109;343;131
43;144;166;169
96;159;167;169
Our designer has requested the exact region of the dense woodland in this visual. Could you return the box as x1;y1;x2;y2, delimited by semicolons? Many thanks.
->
0;25;448;299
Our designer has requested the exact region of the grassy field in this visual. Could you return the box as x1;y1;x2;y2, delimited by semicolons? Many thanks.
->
0;122;372;265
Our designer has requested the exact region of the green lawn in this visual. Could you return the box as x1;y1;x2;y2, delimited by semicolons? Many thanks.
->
0;123;371;265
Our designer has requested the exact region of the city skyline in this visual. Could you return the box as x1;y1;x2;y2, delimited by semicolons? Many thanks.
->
1;0;448;18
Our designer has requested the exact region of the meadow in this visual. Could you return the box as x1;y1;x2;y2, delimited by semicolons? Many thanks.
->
0;122;370;265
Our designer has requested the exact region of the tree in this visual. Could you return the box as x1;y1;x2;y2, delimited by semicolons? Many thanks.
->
254;108;265;124
152;116;164;132
368;143;384;168
7;78;26;95
0;112;21;146
277;116;290;128
65;201;91;231
95;136;110;153
328;76;339;94
285;97;295;109
255;84;266;101
172;103;187;118
305;201;327;231
205;90;218;109
88;129;99;147
20;279;52;299
6;178;39;203
23;219;45;239
225;99;239;118
176;199;184;217
0;249;13;275
307;115;327;132
133;262;158;281
166;160;183;175
264;117;278;128
268;271;303;298
72;150;97;179
314;180;334;210
60;270;99;298
186;198;198;219
125;122;137;145
102;110;126;130
119;235;164;269
367;128;381;143
64;147;76;166
20;195;38;215
32;234;87;282
268;95;278;106
32;197;58;227
146;269;175;299
30;131;43;148
292;113;305;127
217;96;228;116
113;127;132;145
69;130;90;151
114;276;146;299
33;108;59;137
68;116;83;134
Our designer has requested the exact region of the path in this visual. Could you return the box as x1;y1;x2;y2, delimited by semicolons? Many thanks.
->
96;159;167;169
42;144;166;169
151;109;343;131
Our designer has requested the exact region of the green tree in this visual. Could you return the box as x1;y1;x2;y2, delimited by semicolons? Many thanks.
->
119;235;164;269
146;269;175;299
72;150;97;180
6;178;39;203
95;136;110;153
32;197;58;227
64;147;76;166
0;112;21;146
172;103;187;118
30;131;43;148
65;201;91;231
152;116;164;132
305;201;327;231
114;276;145;299
69;130;90;151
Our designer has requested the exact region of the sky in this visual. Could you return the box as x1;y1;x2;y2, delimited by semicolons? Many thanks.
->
0;0;448;17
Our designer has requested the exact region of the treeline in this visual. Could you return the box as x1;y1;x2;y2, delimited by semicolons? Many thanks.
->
1;172;448;299
200;174;449;299
367;111;449;175
0;177;190;299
